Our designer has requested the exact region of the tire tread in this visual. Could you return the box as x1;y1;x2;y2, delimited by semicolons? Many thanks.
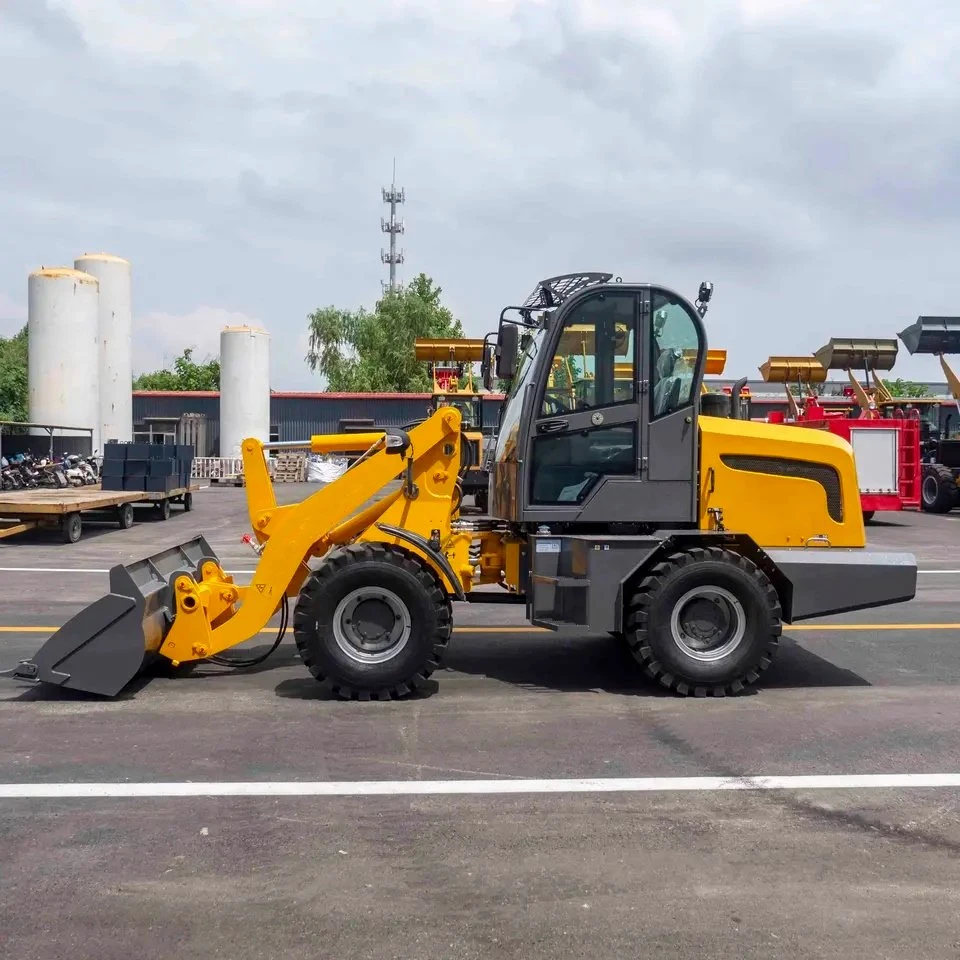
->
293;542;452;700
625;547;782;698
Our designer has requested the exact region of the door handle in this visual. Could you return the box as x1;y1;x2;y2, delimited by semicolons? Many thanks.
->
537;419;569;434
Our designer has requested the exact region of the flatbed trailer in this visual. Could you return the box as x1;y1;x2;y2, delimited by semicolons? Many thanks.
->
0;484;199;543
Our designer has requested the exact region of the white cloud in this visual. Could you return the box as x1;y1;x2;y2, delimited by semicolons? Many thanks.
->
2;0;960;389
134;306;260;376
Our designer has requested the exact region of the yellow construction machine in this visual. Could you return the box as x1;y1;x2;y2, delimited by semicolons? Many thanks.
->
413;337;490;511
6;273;917;700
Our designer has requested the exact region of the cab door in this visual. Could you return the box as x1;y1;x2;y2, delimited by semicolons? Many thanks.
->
521;288;645;523
643;287;705;521
520;285;704;525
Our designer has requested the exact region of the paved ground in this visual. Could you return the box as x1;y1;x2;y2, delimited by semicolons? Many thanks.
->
1;486;960;959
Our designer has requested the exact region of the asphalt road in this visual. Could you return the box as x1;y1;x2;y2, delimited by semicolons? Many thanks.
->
2;486;960;959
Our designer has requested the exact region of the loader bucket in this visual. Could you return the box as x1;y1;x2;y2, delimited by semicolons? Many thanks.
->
698;349;728;375
814;338;898;372
898;316;960;356
9;536;219;696
758;356;827;383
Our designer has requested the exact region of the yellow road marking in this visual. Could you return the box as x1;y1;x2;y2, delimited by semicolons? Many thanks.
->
2;623;960;635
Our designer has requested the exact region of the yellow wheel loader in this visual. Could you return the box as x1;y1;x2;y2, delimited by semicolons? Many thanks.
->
5;273;917;699
411;337;490;512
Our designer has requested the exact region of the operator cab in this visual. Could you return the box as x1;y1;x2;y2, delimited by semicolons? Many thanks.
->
485;273;711;526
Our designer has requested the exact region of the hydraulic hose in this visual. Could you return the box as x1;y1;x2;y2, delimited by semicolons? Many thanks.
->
207;597;289;668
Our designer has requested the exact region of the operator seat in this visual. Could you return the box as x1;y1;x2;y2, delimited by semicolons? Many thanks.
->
653;349;682;417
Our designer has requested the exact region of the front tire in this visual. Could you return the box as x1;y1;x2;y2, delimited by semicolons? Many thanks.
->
921;464;958;514
625;547;781;697
293;542;452;700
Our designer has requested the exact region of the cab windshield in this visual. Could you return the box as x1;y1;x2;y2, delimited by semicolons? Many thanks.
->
494;325;545;461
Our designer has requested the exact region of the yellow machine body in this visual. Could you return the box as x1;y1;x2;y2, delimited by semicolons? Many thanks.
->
698;416;864;548
158;404;866;667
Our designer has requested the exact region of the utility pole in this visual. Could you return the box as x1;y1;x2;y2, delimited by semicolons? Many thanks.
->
381;159;405;294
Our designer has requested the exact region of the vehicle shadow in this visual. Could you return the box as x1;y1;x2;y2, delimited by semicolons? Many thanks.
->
442;631;869;695
6;672;154;702
272;631;869;701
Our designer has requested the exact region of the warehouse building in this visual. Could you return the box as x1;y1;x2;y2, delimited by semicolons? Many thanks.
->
133;380;956;457
132;391;508;456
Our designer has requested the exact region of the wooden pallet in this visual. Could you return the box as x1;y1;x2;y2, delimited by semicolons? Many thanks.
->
272;453;306;483
210;474;245;487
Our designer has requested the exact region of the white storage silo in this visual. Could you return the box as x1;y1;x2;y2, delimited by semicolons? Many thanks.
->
28;267;100;450
219;325;270;457
75;253;133;444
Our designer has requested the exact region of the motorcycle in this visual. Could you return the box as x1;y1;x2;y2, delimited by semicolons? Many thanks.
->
1;456;24;490
13;454;68;489
84;453;101;482
62;454;96;486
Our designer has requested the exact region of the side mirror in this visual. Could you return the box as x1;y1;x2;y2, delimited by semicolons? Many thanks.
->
383;427;411;456
481;344;493;392
495;323;519;380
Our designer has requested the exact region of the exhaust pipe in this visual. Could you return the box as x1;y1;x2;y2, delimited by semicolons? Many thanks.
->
3;536;219;696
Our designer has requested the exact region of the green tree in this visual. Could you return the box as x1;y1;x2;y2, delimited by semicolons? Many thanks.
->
133;348;221;391
885;378;930;399
305;273;464;391
0;324;28;422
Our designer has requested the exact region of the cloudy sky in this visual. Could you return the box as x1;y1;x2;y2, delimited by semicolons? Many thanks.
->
1;0;959;389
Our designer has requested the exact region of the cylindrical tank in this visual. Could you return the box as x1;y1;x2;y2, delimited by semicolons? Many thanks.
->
75;253;133;445
219;325;270;457
28;267;100;449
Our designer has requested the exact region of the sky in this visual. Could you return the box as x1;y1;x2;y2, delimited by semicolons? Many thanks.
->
1;0;959;389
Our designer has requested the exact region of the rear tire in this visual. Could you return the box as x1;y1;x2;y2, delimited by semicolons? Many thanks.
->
156;498;171;521
62;512;82;544
293;542;452;700
117;503;134;529
862;510;875;524
921;464;958;514
625;547;781;697
183;491;193;512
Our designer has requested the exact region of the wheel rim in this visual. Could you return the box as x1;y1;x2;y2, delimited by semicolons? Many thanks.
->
332;587;412;664
923;475;938;504
670;585;746;662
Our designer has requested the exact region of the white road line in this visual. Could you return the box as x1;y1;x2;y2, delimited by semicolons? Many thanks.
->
1;774;960;799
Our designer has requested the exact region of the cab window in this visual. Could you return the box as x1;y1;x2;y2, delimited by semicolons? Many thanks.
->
540;292;636;417
651;292;701;419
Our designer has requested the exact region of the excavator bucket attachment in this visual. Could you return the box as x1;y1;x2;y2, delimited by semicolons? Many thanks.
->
414;338;486;362
8;536;218;696
759;356;827;383
898;316;960;356
814;338;898;372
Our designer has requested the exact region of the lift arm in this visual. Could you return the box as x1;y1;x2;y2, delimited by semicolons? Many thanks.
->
159;410;465;665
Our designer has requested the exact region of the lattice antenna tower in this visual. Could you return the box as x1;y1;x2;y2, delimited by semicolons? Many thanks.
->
380;159;405;294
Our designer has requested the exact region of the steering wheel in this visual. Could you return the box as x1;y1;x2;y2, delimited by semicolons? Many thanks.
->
542;393;567;417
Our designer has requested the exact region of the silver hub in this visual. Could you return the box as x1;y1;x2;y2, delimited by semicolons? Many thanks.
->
332;587;411;664
923;475;938;504
670;585;746;662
